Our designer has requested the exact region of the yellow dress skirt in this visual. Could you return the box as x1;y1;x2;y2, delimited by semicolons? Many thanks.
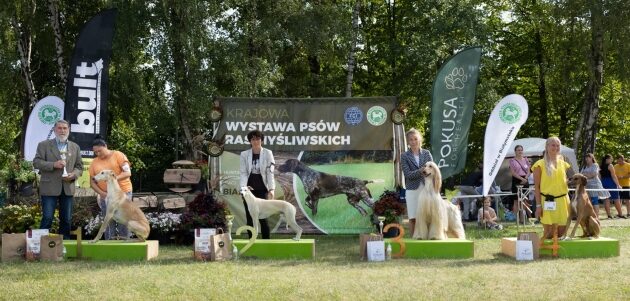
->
540;195;569;225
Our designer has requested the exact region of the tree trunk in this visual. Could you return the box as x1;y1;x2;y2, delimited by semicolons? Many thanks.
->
387;0;396;95
167;3;195;161
575;0;604;160
308;55;322;97
244;2;259;98
12;17;37;107
345;0;361;97
12;11;38;157
534;29;549;138
561;17;576;143
47;0;67;90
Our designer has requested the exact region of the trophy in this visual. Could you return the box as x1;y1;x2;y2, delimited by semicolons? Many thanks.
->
377;216;386;235
226;215;234;240
60;148;69;178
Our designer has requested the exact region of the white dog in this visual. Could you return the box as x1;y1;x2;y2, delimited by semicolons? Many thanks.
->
413;162;466;240
91;170;150;243
239;186;302;241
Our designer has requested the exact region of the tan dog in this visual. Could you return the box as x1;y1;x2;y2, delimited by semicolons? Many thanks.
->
240;186;302;240
563;174;600;240
90;170;150;243
414;162;466;240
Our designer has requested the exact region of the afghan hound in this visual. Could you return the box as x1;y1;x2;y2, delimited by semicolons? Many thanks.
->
413;161;466;240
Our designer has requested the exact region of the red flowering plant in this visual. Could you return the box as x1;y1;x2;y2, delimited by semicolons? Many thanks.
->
179;192;229;232
371;190;406;226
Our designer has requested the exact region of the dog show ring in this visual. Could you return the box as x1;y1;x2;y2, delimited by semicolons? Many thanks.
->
63;240;159;261
386;239;474;259
501;237;619;258
232;239;315;259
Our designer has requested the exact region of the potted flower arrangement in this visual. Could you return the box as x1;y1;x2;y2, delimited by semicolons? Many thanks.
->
372;190;406;237
0;204;58;233
145;211;182;244
0;152;38;197
71;200;99;237
83;215;103;239
178;192;229;244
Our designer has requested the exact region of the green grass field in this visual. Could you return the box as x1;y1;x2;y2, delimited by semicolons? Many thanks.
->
2;220;629;300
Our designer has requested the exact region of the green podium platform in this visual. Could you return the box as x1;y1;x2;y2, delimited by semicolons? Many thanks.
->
64;240;159;261
385;238;474;259
233;239;315;259
502;237;619;258
539;237;619;258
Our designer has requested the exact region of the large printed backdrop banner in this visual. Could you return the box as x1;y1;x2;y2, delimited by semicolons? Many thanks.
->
216;97;396;151
64;9;117;158
430;46;482;179
213;97;398;234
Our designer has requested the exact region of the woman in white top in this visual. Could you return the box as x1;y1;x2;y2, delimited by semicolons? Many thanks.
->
239;130;276;239
580;153;609;218
400;128;433;237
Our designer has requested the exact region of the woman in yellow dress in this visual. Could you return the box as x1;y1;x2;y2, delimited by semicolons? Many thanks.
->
533;137;572;239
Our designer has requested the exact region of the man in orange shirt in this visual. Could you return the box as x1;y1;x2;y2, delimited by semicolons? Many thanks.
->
614;155;630;218
88;137;133;239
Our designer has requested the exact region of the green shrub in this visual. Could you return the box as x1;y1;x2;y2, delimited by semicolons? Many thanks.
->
0;204;58;234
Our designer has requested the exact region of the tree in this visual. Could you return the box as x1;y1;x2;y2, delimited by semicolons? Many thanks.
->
47;0;66;90
571;0;602;160
345;0;360;97
0;0;628;191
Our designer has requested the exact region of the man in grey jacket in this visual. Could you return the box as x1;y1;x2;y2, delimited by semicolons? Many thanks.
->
33;120;83;238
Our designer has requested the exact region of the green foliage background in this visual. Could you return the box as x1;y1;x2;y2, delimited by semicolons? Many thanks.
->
0;0;628;191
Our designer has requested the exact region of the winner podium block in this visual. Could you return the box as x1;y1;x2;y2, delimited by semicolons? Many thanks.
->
501;237;619;258
386;239;474;259
64;240;159;261
233;239;315;259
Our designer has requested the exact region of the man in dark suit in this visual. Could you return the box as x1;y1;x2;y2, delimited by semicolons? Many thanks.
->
33;120;83;238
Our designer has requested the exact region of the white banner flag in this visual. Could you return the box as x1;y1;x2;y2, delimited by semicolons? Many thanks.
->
482;94;528;196
24;96;64;161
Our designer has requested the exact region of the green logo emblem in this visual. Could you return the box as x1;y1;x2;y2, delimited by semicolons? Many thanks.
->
367;106;387;126
38;105;61;125
499;103;522;124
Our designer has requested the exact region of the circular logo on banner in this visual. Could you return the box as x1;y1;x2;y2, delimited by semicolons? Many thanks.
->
499;103;522;124
208;143;224;157
38;105;61;125
344;106;363;126
367;106;387;126
391;109;405;125
209;107;223;122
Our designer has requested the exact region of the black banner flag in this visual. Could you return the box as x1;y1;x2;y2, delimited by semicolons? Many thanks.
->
65;9;117;157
